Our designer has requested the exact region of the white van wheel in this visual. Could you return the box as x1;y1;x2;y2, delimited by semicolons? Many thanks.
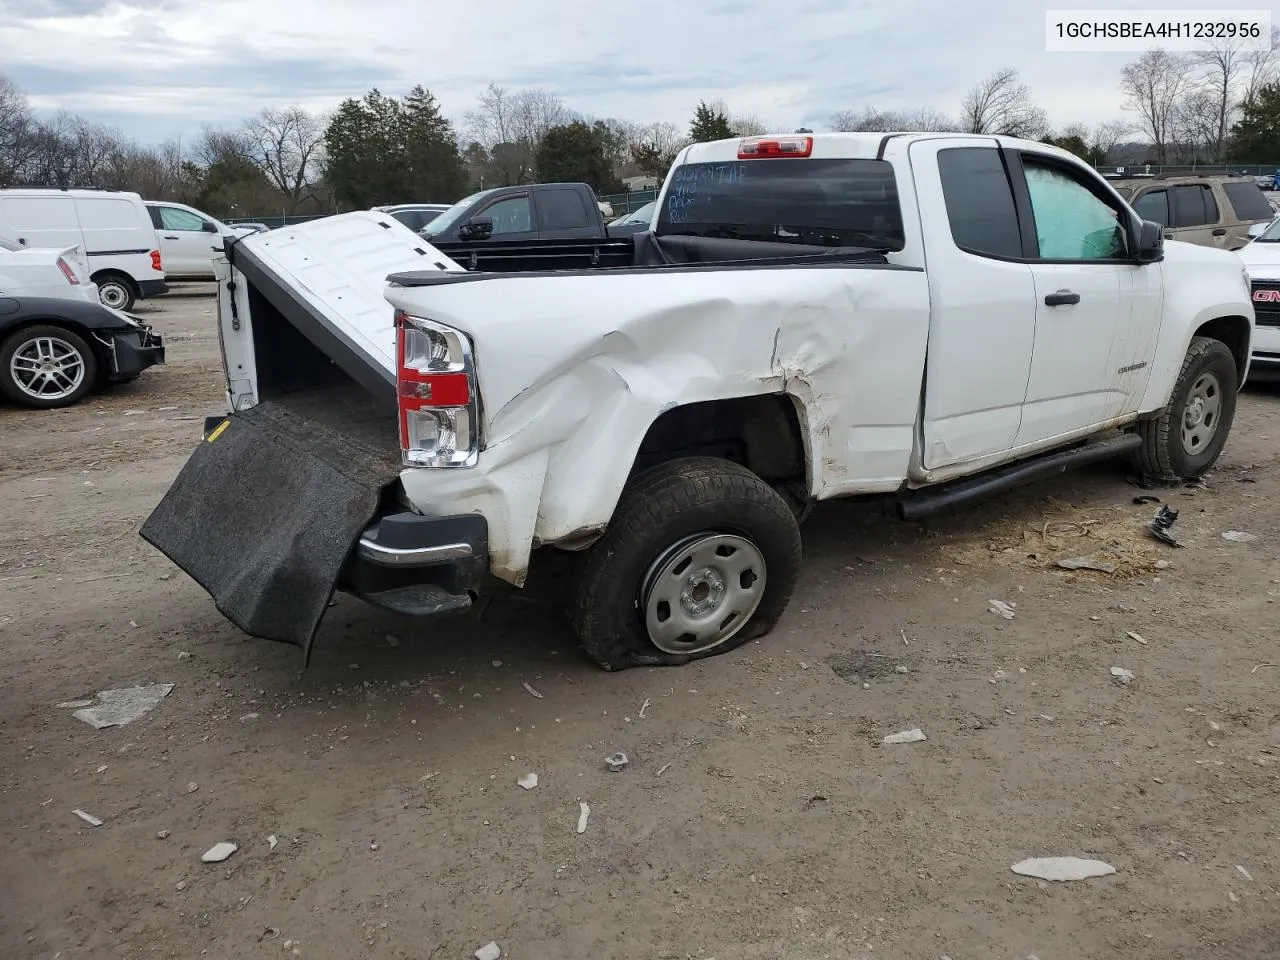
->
94;274;135;311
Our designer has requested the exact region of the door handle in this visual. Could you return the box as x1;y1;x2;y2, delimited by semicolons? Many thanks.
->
163;235;179;239
1044;290;1080;306
1212;228;1227;236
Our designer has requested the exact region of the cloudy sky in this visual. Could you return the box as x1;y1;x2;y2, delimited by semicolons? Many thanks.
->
1;0;1276;143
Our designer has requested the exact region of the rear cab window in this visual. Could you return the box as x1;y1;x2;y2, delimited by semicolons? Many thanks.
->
655;157;905;250
1223;181;1275;222
937;147;1022;258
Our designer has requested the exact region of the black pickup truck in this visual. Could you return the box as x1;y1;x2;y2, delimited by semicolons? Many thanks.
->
420;182;647;272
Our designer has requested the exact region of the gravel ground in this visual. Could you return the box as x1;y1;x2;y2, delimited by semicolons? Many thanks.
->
2;285;1279;960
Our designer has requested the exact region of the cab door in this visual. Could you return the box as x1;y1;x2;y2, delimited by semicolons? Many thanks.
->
1007;149;1163;446
155;205;218;277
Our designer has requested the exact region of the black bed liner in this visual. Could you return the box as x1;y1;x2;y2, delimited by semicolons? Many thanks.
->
140;386;401;662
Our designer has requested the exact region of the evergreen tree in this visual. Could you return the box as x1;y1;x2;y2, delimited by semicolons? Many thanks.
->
1228;83;1280;163
689;101;735;143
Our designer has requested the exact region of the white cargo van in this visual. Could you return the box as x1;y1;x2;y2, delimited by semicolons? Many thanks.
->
0;188;168;310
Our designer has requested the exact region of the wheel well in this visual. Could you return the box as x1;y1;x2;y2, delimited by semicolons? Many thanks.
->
1195;315;1250;376
89;269;138;293
630;394;808;487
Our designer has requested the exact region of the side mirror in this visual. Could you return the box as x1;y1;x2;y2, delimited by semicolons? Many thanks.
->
1248;222;1269;239
1134;219;1164;262
202;221;219;233
457;215;493;241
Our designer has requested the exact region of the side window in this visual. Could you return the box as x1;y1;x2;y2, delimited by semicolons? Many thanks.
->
1132;189;1169;226
1172;185;1217;227
159;207;206;231
937;146;1023;258
480;196;532;235
539;189;590;231
147;207;164;229
1223;181;1276;221
1022;158;1128;260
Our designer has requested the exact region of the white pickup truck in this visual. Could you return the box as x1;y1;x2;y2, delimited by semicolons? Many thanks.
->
141;132;1254;670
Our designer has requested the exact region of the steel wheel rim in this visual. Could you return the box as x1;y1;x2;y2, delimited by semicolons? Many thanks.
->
640;532;767;655
9;334;86;401
1180;371;1222;456
99;283;127;308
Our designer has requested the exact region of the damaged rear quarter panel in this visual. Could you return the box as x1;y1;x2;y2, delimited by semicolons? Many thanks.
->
390;265;930;584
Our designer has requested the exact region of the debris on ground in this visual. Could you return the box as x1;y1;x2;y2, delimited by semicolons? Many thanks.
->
1011;857;1117;881
522;682;544;699
883;728;927;744
177;651;190;660
517;773;538;790
1146;506;1182;547
605;751;629;772
989;600;1017;620
186;782;198;794
55;699;94;709
1222;531;1258;543
1110;667;1136;685
638;698;651;719
1133;495;1160;505
200;842;237;863
157;830;170;839
65;683;175;729
268;835;278;851
656;762;672;777
1055;556;1118;574
1238;865;1254;882
72;808;103;827
576;802;590;834
474;942;502;960
1127;631;1148;645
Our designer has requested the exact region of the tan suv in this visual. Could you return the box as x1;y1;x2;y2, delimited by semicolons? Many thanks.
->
1111;174;1276;251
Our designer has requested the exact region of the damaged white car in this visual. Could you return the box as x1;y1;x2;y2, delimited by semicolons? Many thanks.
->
141;133;1254;670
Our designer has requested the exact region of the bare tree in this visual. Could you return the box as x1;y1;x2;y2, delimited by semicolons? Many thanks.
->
1119;49;1193;163
961;68;1048;138
730;112;769;136
193;124;253;168
463;84;573;184
829;105;955;132
1240;27;1280;108
0;74;37;186
629;121;687;178
243;106;325;212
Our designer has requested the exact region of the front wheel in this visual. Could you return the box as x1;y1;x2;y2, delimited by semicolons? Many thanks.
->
1133;336;1238;481
569;457;803;671
0;325;98;409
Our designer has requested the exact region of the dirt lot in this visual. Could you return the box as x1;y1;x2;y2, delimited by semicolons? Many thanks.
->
2;286;1279;960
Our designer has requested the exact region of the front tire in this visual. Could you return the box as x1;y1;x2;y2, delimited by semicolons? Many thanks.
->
1133;336;1238;481
569;457;803;671
0;325;98;409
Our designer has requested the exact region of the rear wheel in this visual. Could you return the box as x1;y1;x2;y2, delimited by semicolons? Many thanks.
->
1133;336;1238;481
569;457;802;671
93;273;136;311
0;325;98;409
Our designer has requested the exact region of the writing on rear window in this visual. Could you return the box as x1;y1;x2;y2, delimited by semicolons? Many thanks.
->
657;158;906;250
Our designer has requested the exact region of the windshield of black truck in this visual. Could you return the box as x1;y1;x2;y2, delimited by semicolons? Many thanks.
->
655;158;905;250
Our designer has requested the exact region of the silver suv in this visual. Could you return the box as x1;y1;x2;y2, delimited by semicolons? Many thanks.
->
1112;174;1275;251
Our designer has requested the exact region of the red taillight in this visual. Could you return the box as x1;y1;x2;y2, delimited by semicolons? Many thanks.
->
395;309;478;465
56;257;80;284
738;136;813;159
150;250;162;271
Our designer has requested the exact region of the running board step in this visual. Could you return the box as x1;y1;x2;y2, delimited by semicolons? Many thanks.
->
897;433;1143;521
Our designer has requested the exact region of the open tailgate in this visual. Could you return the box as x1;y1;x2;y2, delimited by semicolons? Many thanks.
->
140;214;464;661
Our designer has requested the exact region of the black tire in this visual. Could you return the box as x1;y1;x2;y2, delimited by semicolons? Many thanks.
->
92;273;136;312
0;325;98;409
1133;336;1238;481
569;456;803;671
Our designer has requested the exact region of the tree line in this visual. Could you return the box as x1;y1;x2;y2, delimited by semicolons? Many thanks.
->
2;31;1280;219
